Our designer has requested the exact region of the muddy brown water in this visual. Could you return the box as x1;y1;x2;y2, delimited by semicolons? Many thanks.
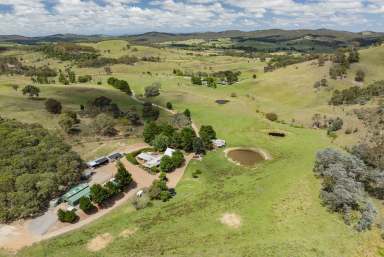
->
227;149;265;166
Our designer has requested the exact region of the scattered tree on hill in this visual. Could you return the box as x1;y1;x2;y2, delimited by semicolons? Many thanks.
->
265;112;278;122
355;69;365;82
91;113;117;136
59;111;80;134
107;77;132;95
183;109;191;119
78;75;92;83
22;85;40;98
142;102;160;121
166;102;173;110
348;48;360;63
45;98;62;114
144;82;161;97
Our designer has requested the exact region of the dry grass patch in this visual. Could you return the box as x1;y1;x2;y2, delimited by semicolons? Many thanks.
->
86;233;113;252
220;213;242;229
119;228;138;238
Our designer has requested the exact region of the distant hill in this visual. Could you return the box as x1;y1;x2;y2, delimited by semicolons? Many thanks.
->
0;29;383;52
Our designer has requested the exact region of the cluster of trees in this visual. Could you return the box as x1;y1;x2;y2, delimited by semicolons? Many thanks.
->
329;80;384;105
89;162;133;206
29;66;57;84
264;54;318;72
160;151;185;172
82;96;122;118
78;54;161;68
0;118;83;222
312;114;343;133
189;70;241;87
45;98;62;114
144;82;161;97
148;174;172;202
40;43;98;62
58;67;76;85
329;48;359;80
59;111;80;134
313;79;329;89
143;120;216;155
78;75;92;83
107;77;132;95
57;209;78;223
22;85;40;98
314;148;382;231
142;102;160;121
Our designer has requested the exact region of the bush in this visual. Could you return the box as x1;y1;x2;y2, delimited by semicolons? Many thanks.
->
265;112;278;121
166;102;173;110
115;161;133;188
142;102;160;121
327;117;343;133
126;153;139;165
160;155;175;173
107;77;132;95
132;193;151;210
57;209;78;223
355;69;365;82
45;98;62;114
79;197;95;213
78;75;92;83
90;184;110;205
144;82;161;97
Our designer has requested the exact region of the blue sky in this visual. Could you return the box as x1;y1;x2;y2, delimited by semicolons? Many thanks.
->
0;0;383;36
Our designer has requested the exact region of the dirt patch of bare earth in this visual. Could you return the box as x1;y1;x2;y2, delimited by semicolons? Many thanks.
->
220;213;242;229
87;233;113;252
119;228;138;238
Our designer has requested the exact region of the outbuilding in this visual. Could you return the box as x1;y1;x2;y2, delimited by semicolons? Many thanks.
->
87;156;109;169
212;139;226;148
108;152;123;162
62;184;90;206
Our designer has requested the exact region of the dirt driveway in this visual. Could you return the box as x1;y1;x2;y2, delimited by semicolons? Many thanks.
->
0;143;193;252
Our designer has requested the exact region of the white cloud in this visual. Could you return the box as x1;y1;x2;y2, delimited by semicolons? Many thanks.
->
0;0;382;35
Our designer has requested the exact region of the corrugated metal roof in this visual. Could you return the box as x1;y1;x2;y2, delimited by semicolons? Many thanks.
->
63;184;89;199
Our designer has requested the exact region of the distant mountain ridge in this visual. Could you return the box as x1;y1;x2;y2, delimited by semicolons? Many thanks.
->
1;29;383;52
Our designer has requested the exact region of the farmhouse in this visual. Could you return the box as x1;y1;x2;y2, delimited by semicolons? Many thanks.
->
87;156;109;169
62;183;90;206
137;152;162;168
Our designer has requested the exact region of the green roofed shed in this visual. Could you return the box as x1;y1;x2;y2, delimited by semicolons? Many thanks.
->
62;184;90;206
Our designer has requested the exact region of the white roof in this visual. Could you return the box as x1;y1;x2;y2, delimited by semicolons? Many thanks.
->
143;157;161;168
212;139;226;147
137;152;155;162
164;147;176;157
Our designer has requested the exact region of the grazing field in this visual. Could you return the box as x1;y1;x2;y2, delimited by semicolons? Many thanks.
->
1;41;384;256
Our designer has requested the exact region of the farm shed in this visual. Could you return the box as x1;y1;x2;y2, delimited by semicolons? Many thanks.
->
62;184;90;206
87;157;109;168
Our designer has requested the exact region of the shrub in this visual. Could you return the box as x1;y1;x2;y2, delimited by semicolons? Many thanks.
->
126;153;139;165
265;112;278;122
45;98;62;114
355;69;365;82
79;197;95;213
166;102;173;110
90;184;110;205
160;155;175;173
22;85;40;98
78;75;92;83
148;179;169;200
327;117;343;133
144;82;161;97
57;209;78;223
115;161;133;188
132;193;151;210
142;102;160;121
